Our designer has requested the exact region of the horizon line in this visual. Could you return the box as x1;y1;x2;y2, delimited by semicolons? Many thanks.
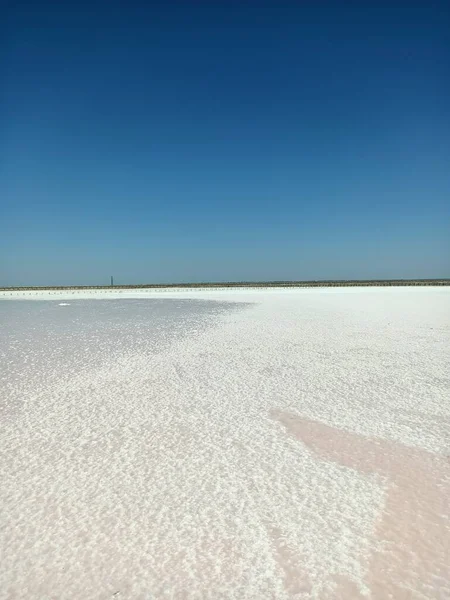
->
1;278;450;291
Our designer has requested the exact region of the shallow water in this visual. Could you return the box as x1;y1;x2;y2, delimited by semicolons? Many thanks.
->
1;298;245;412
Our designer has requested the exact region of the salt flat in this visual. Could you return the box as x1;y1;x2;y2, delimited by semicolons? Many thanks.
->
1;287;449;599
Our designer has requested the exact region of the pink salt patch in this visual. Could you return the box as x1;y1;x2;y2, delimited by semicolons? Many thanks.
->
268;526;312;596
272;410;450;599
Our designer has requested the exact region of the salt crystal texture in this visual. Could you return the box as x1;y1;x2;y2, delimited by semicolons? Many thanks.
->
0;287;449;599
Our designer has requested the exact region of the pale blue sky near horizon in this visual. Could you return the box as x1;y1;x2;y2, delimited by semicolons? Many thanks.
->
2;1;449;286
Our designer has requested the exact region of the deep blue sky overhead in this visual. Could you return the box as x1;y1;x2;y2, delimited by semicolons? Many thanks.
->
2;1;449;285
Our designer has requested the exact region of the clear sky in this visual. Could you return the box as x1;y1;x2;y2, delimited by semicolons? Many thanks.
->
2;1;449;285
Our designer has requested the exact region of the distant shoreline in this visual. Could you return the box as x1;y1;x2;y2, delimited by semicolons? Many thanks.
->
1;279;449;291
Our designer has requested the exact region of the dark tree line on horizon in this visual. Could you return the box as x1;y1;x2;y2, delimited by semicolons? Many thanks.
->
1;279;449;291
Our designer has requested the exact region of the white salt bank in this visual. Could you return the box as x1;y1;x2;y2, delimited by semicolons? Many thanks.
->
0;287;449;599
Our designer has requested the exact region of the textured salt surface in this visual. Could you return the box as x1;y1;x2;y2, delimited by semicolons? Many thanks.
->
1;288;449;599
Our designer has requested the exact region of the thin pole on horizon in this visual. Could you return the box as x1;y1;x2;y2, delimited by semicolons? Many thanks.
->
110;276;113;287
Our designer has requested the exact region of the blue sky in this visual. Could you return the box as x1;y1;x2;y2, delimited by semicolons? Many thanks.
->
2;1;449;285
